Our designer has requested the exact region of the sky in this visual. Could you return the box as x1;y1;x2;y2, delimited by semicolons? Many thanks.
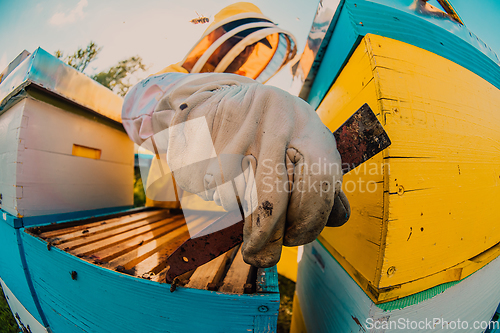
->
0;0;499;92
0;0;319;91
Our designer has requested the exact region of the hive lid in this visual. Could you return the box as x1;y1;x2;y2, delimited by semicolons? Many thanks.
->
0;47;123;123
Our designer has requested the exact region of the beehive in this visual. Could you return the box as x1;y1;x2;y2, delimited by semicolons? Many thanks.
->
316;34;500;302
23;208;280;332
0;48;133;218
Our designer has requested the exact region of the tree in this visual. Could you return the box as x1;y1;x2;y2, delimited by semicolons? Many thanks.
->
55;41;147;96
92;56;146;97
55;41;101;73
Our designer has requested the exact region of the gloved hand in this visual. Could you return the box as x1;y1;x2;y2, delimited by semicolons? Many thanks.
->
124;73;349;267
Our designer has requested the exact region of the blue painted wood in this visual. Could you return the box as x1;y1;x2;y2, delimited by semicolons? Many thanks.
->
0;219;46;324
307;0;500;109
307;8;361;109
254;267;279;332
21;230;280;333
485;303;500;333
254;315;279;333
296;240;500;332
1;206;138;229
20;206;135;228
1;209;23;228
296;242;373;333
256;267;279;294
15;228;51;328
486;326;500;333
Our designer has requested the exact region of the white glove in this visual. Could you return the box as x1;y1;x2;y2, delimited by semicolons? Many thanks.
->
123;73;349;267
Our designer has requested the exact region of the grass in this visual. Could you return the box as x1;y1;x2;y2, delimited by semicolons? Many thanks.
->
278;274;296;333
0;285;20;333
133;167;146;207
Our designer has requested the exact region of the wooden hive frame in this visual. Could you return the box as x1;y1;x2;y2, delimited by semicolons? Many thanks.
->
27;208;264;295
19;216;279;332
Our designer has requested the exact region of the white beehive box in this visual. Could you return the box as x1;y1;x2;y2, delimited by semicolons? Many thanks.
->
0;48;134;218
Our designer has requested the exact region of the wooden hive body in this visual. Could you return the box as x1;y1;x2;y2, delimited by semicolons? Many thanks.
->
293;240;500;332
315;33;500;302
0;49;278;332
0;48;133;218
287;4;500;331
20;208;280;332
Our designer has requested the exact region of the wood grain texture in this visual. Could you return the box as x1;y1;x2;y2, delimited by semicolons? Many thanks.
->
57;211;176;248
185;248;235;290
316;38;385;285
368;34;500;289
0;219;45;324
106;224;189;270
254;315;279;333
129;213;216;277
314;33;500;301
256;266;279;294
40;210;165;239
37;209;189;276
35;209;264;295
0;99;26;216
21;229;280;332
219;248;253;294
306;0;500;109
94;215;213;266
21;98;132;165
296;241;500;333
67;215;184;255
0;96;133;217
131;229;191;277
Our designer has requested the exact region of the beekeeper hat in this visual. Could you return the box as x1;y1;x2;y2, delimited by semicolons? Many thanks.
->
180;2;297;83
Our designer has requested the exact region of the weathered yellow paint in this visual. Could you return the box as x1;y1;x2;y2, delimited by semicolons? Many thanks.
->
318;234;500;303
72;144;101;160
277;246;298;282
316;33;500;302
316;34;387;286
290;292;308;333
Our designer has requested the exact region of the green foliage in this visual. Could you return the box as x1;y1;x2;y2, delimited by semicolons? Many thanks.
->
55;41;147;97
133;166;146;207
0;286;20;333
278;274;295;333
92;56;146;97
55;41;101;73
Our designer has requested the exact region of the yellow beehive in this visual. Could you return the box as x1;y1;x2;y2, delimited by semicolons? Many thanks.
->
316;33;500;303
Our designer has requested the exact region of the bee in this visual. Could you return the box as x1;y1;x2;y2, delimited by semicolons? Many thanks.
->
190;11;210;24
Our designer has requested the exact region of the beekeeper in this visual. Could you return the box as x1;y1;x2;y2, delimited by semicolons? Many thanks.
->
122;2;350;267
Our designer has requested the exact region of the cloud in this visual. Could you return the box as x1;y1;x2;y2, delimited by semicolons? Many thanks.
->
49;0;88;26
36;3;43;13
